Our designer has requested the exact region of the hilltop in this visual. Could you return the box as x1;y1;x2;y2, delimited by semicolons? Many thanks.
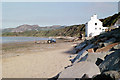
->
2;12;120;37
2;24;64;33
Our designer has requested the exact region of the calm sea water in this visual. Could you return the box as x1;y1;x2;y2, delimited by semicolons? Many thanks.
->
2;37;49;43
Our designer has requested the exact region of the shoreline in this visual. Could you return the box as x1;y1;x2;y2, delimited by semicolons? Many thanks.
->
2;40;77;78
2;41;73;58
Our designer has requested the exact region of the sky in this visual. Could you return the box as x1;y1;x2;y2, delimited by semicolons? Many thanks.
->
2;2;118;29
1;0;120;2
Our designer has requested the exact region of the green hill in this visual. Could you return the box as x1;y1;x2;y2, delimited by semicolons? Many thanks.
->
2;24;85;37
100;12;120;27
2;12;120;37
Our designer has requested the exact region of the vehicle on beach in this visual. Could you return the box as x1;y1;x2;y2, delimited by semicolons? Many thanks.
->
47;39;56;43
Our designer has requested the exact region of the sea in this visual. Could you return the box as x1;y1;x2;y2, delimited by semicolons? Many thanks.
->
1;37;49;43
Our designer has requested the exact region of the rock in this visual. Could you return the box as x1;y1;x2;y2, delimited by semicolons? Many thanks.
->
48;72;61;80
112;34;120;38
96;42;119;52
87;48;94;53
70;50;88;63
71;49;89;63
98;43;105;48
92;44;102;52
99;50;120;73
69;54;77;58
103;32;112;38
86;52;105;64
100;37;108;42
92;74;113;80
64;65;73;69
103;51;115;59
58;62;100;78
104;38;116;46
92;70;120;80
73;37;80;41
112;43;120;49
103;70;120;79
75;42;87;51
81;74;89;78
77;53;88;63
95;58;103;66
35;41;41;44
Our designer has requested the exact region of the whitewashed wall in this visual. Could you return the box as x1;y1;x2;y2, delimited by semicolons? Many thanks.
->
85;14;107;37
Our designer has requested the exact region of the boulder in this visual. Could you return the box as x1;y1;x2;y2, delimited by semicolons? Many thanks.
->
100;37;108;42
104;38;116;46
98;43;105;48
92;73;113;80
112;34;120;38
75;42;87;51
70;50;88;63
86;52;105;64
87;48;94;53
95;58;103;66
71;43;94;63
92;70;120;80
86;51;114;64
58;62;100;78
103;70;120;79
99;50;120;73
112;43;120;49
96;43;119;52
77;53;88;62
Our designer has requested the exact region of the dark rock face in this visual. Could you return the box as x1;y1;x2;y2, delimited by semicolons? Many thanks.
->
92;74;114;80
92;70;120;80
99;50;120;73
104;38;116;46
112;34;120;39
52;28;120;79
103;70;120;79
95;58;103;66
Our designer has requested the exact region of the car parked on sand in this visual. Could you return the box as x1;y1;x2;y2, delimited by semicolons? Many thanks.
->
47;39;56;43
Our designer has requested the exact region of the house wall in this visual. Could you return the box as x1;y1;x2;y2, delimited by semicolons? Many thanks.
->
86;14;107;37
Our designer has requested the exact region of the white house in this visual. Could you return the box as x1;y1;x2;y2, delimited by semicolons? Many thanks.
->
85;14;108;37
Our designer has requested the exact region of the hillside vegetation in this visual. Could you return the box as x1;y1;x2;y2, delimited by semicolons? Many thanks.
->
2;24;85;37
2;12;120;37
100;12;120;27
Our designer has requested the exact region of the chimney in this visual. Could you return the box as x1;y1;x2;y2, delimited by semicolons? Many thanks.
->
91;14;97;20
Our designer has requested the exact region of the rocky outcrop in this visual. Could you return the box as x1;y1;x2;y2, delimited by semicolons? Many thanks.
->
99;50;120;73
58;62;100;78
51;28;120;79
92;70;120;80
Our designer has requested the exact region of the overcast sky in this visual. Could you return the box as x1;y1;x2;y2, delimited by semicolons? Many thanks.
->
2;2;118;28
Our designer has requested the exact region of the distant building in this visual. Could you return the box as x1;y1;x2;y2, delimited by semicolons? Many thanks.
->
85;14;108;37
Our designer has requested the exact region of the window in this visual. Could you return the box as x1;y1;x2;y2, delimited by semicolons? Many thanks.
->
95;28;97;30
95;23;97;25
99;28;101;30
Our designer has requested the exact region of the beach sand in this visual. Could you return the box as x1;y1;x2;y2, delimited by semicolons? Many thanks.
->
2;40;75;78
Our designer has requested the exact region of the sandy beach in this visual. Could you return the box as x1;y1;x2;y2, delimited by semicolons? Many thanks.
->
2;40;75;78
